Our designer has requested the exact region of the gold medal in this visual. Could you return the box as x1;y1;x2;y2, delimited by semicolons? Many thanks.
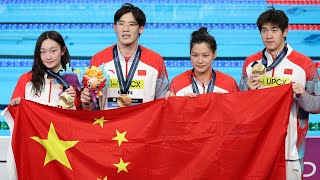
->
58;92;75;108
252;63;266;75
117;94;132;107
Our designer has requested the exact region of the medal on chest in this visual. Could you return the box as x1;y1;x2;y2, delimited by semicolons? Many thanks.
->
117;94;132;107
113;45;141;107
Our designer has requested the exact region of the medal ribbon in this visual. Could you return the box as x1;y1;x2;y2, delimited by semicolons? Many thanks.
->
191;69;216;94
46;69;69;91
113;45;141;94
261;43;288;71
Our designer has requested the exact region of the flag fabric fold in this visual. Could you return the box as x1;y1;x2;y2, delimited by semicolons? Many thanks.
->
4;84;293;180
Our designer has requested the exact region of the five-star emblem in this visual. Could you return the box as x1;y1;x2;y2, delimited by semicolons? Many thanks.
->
31;117;132;176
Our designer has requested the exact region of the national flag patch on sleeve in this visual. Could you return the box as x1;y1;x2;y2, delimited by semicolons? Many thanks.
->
138;70;146;76
284;68;293;75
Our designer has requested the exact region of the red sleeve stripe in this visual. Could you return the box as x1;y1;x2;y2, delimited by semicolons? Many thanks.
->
289;25;320;30
267;0;320;4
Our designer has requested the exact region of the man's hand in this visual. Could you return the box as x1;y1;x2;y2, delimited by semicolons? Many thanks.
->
292;83;306;98
247;74;261;90
80;88;93;105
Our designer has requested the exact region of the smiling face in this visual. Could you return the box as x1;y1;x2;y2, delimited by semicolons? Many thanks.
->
114;12;144;48
40;38;65;73
260;22;287;57
191;42;216;78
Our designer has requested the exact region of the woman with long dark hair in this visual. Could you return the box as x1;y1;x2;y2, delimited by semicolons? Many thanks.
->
9;30;79;109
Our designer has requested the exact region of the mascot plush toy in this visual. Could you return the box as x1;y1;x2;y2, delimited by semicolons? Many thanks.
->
83;65;109;102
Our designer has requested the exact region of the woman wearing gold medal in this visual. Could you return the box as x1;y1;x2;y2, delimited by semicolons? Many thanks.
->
9;31;80;109
166;27;239;98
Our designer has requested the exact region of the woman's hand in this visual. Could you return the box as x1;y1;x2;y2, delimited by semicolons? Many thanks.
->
184;92;198;97
10;97;21;106
164;91;175;100
65;86;76;98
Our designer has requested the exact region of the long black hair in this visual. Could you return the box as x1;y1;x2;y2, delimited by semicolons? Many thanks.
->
31;30;70;95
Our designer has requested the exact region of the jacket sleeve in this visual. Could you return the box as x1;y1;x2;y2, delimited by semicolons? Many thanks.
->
11;73;31;100
296;63;320;113
239;63;250;91
154;58;169;99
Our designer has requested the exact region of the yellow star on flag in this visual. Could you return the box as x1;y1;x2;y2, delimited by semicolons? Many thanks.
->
112;130;128;147
73;68;81;74
93;116;109;128
30;122;79;170
113;158;130;173
97;176;108;180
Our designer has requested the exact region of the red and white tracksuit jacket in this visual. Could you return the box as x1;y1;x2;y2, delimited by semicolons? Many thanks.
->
169;69;239;95
90;45;169;110
240;44;320;160
11;72;80;108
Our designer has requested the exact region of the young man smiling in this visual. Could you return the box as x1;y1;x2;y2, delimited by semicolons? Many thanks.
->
240;7;320;179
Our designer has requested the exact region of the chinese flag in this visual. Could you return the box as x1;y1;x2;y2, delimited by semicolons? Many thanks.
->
4;84;293;180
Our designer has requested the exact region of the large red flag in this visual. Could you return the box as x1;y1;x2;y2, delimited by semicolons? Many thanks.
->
4;84;293;180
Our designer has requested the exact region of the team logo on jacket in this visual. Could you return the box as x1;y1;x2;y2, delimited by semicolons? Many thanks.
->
107;70;115;74
260;76;291;87
109;78;144;89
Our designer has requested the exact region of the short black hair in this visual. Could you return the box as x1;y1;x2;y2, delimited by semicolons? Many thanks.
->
256;7;289;33
114;3;146;27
